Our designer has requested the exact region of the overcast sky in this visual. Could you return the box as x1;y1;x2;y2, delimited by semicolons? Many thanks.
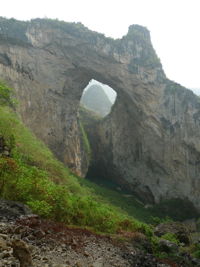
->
1;0;200;90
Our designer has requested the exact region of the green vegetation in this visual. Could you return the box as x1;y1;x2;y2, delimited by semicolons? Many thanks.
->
0;81;154;235
148;198;199;221
79;105;102;124
80;177;198;224
161;233;180;245
0;81;16;107
0;82;199;266
78;178;155;224
79;106;102;162
191;242;200;258
79;120;91;159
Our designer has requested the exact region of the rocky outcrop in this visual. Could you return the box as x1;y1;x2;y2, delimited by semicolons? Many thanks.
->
0;215;140;267
88;80;200;209
0;18;200;210
0;199;32;221
12;239;33;267
154;222;191;244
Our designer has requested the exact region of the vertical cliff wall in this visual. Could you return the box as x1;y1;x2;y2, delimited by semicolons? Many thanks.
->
0;18;200;210
87;81;200;208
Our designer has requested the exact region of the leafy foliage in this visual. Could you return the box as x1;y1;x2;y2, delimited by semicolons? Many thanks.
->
150;216;173;226
0;82;153;235
161;233;180;245
0;81;16;106
79;177;156;224
0;146;152;233
148;198;199;221
79;120;91;159
191;242;200;258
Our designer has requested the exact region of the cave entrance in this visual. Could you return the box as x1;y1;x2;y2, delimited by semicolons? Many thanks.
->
78;79;117;181
80;79;117;118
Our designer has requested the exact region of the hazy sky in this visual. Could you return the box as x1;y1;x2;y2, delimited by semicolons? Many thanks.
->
1;0;200;89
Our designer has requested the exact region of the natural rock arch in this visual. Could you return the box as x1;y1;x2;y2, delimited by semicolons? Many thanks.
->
0;18;200;210
80;80;116;117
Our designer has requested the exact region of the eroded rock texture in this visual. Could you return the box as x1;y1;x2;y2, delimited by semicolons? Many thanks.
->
0;18;200;209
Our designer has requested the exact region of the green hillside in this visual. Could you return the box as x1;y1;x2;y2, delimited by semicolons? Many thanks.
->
1;82;200;264
0;81;152;235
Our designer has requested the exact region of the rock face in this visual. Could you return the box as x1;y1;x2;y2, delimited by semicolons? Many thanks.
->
81;84;113;117
0;199;32;221
0;18;200;210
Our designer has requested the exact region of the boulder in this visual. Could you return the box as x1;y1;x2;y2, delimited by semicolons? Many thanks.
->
154;222;190;245
12;239;33;267
0;199;32;222
158;239;178;254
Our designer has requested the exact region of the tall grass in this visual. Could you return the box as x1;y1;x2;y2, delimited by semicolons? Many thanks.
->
0;104;152;235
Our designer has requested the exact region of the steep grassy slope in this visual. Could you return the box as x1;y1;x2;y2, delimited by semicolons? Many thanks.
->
0;82;153;235
80;178;199;223
1;82;200;264
79;103;199;223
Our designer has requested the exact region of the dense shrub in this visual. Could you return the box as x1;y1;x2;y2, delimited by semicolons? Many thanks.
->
0;81;16;106
0;150;152;233
161;233;180;245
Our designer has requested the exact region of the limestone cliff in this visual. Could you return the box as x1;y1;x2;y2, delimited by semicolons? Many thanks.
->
0;17;200;210
87;82;200;208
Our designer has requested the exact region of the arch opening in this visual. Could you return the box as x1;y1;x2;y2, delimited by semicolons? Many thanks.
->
78;79;117;179
80;79;117;118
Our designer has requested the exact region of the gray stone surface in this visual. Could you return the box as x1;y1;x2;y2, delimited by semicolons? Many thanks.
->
0;18;200;210
0;199;32;221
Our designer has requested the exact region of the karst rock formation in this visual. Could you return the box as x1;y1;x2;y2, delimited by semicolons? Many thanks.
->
0;18;200;210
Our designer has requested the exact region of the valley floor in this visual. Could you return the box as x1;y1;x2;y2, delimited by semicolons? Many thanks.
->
0;201;174;267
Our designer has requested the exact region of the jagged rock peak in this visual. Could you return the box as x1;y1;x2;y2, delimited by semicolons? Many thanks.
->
127;24;151;40
0;17;151;45
0;17;163;73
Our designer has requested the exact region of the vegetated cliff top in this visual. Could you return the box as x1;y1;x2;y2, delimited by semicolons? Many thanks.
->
81;84;113;117
0;17;161;69
0;16;149;42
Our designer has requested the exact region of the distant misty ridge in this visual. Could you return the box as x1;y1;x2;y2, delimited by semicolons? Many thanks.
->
84;80;117;104
81;80;117;117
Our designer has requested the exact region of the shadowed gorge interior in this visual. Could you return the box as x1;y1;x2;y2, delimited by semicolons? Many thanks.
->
78;79;118;181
